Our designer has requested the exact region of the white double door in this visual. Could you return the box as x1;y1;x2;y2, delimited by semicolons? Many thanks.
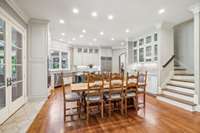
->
0;11;26;124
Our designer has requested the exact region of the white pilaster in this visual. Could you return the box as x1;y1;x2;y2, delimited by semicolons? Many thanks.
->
28;18;50;101
190;3;200;105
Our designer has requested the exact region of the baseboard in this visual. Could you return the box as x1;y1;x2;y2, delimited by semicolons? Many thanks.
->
195;105;200;112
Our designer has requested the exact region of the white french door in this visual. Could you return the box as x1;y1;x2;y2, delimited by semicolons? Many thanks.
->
0;9;26;124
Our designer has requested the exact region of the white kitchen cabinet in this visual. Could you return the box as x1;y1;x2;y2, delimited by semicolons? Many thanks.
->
73;47;99;66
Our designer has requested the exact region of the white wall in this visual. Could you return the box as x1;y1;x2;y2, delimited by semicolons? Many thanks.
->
112;48;126;73
174;20;194;72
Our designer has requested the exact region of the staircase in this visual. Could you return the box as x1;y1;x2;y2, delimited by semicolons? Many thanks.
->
157;65;196;111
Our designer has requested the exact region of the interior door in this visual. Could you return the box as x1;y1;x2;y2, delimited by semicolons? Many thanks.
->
0;16;9;124
9;25;25;113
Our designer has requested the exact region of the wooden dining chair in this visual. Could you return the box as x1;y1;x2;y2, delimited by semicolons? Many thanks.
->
105;73;124;117
61;72;81;122
86;73;104;122
125;72;139;115
135;71;147;112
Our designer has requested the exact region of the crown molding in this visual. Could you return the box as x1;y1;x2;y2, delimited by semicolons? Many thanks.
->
5;0;30;23
189;3;200;14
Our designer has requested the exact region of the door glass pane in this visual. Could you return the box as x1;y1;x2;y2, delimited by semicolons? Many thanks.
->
11;28;23;101
139;48;144;62
12;82;22;102
12;65;22;82
61;52;68;69
0;18;6;110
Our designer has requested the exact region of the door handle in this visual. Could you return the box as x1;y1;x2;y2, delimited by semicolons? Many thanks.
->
6;78;12;87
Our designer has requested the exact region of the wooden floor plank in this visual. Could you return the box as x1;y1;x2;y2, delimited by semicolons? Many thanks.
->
27;87;200;133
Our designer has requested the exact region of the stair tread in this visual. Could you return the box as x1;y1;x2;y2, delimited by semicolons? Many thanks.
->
162;88;194;97
171;79;194;83
174;73;194;76
158;94;196;106
167;83;194;90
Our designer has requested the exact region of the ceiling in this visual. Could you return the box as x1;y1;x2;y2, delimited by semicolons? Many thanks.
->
15;0;199;47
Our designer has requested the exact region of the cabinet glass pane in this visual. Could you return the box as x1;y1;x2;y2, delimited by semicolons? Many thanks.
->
154;44;158;61
139;48;144;62
51;51;60;69
61;52;68;69
0;18;6;110
12;82;22;101
146;46;152;57
139;39;144;46
154;33;158;41
133;49;138;63
146;36;152;44
133;41;137;47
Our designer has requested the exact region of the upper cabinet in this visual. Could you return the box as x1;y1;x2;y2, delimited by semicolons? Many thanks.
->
73;47;100;66
128;32;158;65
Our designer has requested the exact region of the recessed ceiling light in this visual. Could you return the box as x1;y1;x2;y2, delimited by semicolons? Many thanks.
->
72;38;76;41
111;38;115;41
93;38;97;42
108;14;114;20
73;8;79;14
59;19;65;24
59;38;64;41
91;12;98;17
100;32;104;35
82;29;86;33
158;8;165;14
80;34;84;38
61;33;65;36
121;42;125;45
125;29;130;33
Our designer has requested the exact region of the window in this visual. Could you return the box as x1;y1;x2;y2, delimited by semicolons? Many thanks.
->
139;39;144;46
146;46;152;57
133;49;138;63
139;48;144;62
61;52;68;69
146;36;152;44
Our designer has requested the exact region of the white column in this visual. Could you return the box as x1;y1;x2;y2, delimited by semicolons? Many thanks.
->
190;3;200;105
28;18;49;100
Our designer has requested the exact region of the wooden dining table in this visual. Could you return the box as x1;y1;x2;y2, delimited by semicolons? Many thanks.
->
70;82;128;92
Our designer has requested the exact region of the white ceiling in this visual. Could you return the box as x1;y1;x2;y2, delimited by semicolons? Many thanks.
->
15;0;199;47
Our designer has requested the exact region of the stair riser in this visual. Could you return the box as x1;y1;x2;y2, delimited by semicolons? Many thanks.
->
162;91;194;102
173;76;194;81
174;71;192;75
169;81;195;88
166;85;195;94
157;96;195;112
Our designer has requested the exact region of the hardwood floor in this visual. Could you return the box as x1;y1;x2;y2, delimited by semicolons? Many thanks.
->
28;88;200;133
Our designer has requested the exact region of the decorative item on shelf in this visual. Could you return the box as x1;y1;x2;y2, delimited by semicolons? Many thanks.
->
88;64;93;68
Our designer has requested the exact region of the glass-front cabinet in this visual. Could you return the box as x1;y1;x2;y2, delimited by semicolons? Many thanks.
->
128;32;158;64
49;50;70;71
0;12;26;124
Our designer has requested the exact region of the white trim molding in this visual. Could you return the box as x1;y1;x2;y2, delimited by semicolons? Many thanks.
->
5;0;29;23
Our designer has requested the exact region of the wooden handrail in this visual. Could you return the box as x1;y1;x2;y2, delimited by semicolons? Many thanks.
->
162;55;175;68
